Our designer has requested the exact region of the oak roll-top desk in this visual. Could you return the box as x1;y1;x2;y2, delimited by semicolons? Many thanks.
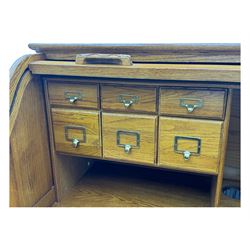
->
9;44;240;207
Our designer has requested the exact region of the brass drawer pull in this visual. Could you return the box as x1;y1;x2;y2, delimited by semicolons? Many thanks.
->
124;144;132;154
183;150;192;160
179;98;203;112
72;138;80;148
116;130;140;154
64;91;83;104
65;125;86;148
69;96;78;104
117;94;139;108
174;136;201;160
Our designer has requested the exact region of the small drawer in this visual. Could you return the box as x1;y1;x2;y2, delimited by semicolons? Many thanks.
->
158;117;223;174
102;113;157;164
51;108;101;157
160;88;226;119
101;85;157;113
47;81;98;108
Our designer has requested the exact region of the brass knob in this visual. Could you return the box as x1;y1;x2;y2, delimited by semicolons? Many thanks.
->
123;100;133;108
72;138;80;148
124;144;132;154
185;104;197;113
183;151;191;160
69;96;78;104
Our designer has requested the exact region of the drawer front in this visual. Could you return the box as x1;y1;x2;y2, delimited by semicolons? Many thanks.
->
101;85;156;113
158;117;222;174
48;81;98;108
160;88;226;119
51;108;101;157
102;113;157;164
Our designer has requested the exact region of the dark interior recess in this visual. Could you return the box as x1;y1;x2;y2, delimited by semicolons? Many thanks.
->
88;160;212;192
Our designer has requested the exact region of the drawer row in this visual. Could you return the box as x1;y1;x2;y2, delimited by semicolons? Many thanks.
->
51;109;222;175
47;80;227;119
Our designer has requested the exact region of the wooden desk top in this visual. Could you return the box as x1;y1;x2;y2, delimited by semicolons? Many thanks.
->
10;43;241;207
28;43;240;64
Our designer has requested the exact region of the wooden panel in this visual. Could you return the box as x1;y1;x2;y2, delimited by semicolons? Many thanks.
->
158;117;223;174
101;85;156;113
47;80;98;108
224;89;240;180
29;61;240;83
43;76;240;89
102;113;157;164
51;108;101;157
10;76;54;207
10;72;32;135
28;43;240;63
10;54;45;108
160;88;226;119
210;90;233;207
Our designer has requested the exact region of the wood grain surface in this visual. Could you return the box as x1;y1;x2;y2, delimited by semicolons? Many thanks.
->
33;187;56;207
224;89;240;181
101;85;156;113
55;162;240;207
51;108;102;157
10;76;55;207
43;76;240;89
211;90;233;206
10;71;33;135
47;80;98;108
102;113;157;164
160;88;226;119
29;60;240;83
158;117;223;174
10;53;45;109
28;43;240;63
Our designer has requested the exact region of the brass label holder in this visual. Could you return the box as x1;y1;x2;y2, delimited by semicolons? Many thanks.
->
174;136;201;160
65;126;86;148
116;130;140;154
